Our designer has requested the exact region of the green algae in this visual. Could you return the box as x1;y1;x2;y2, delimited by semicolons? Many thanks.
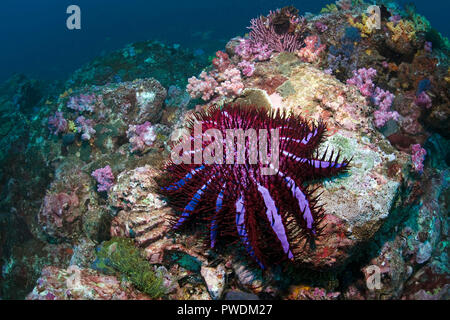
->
96;237;166;298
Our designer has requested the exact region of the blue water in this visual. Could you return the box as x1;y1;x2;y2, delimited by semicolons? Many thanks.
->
0;0;448;83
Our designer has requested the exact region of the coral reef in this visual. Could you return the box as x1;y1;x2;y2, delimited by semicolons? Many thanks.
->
0;0;448;301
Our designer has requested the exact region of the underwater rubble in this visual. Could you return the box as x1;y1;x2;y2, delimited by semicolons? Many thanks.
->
0;1;449;300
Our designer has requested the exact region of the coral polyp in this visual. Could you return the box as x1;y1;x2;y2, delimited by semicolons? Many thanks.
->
159;104;351;269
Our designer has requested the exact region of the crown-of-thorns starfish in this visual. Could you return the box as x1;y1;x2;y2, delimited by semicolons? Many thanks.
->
159;104;351;269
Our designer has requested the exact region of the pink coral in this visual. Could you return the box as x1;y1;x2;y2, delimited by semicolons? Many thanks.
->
235;38;273;61
67;93;97;113
48;112;68;135
372;88;399;128
91;165;115;192
297;35;326;63
373;109;400;128
315;22;328;33
127;121;156;152
38;191;80;239
238;60;256;77
347;69;399;128
347;68;377;97
247;16;304;53
415;92;432;109
187;71;218;101
215;68;244;97
187;50;246;101
411;144;427;173
75;116;96;141
212;51;231;72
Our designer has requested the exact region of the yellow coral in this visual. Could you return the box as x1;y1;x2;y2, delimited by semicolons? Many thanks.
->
321;4;338;13
68;120;77;133
348;14;376;38
386;20;416;42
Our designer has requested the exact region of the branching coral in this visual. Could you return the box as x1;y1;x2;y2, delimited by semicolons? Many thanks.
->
372;88;399;128
214;68;244;97
237;60;256;77
236;7;306;58
386;19;416;42
187;71;218;101
235;39;273;62
347;68;377;97
246;14;305;53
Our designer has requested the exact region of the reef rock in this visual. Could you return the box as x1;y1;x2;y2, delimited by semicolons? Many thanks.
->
240;57;410;269
26;266;150;300
101;78;167;124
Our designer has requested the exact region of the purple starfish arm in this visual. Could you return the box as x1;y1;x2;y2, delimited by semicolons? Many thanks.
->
282;175;315;231
173;177;212;229
257;183;294;260
210;188;224;248
236;196;265;269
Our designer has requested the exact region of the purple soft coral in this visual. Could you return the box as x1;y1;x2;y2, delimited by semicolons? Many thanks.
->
67;94;97;113
235;39;273;62
346;68;377;97
415;92;432;109
411;144;427;173
347;68;399;128
372;88;399;128
126;121;156;152
48;112;68;135
238;60;256;77
91;165;115;192
75;116;96;141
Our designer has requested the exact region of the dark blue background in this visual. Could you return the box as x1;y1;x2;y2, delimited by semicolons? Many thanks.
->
0;0;448;83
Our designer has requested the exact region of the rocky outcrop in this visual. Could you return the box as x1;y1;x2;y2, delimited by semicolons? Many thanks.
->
237;58;410;269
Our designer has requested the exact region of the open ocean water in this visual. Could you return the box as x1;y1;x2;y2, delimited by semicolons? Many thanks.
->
0;0;448;82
